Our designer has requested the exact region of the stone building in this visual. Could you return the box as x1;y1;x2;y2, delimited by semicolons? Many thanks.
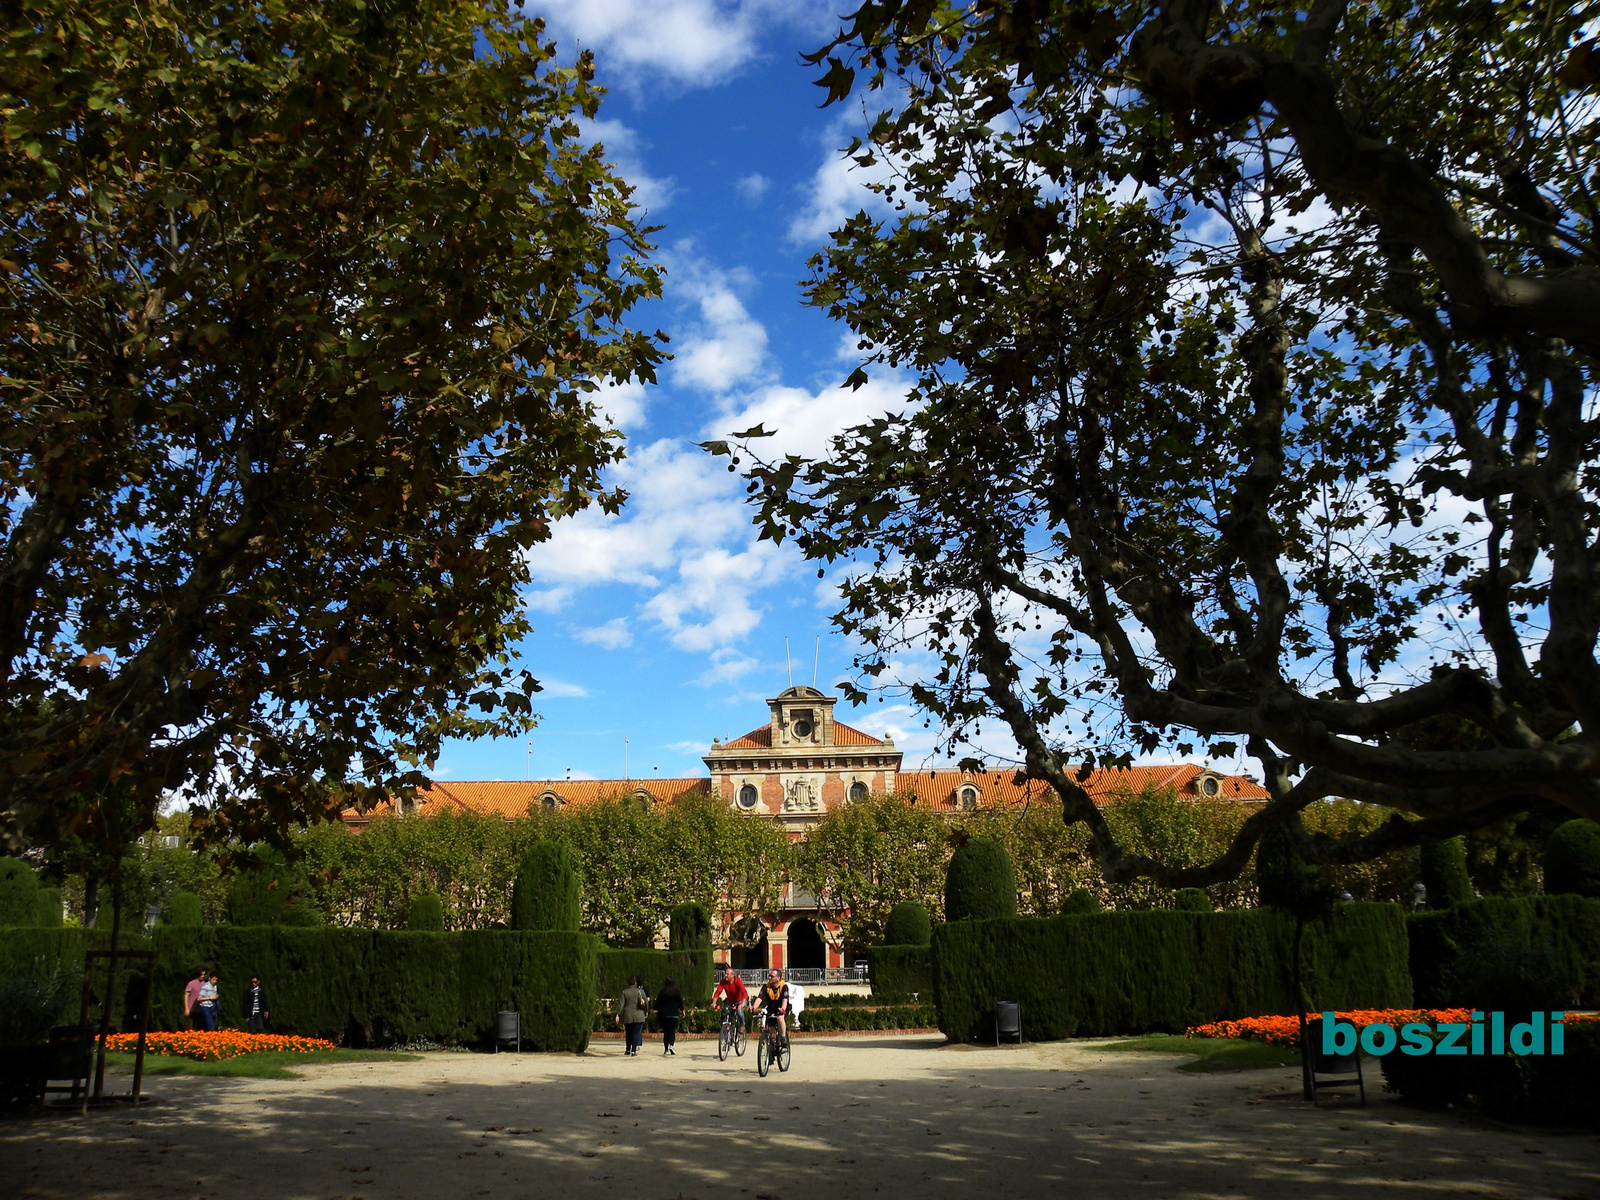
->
345;685;1269;973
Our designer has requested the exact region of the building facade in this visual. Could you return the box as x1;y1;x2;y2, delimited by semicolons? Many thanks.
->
346;686;1269;972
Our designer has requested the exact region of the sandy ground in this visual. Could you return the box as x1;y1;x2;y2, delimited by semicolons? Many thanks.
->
3;1034;1597;1200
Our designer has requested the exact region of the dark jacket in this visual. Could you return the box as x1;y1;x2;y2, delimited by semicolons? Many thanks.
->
655;986;684;1019
618;985;649;1024
245;984;268;1018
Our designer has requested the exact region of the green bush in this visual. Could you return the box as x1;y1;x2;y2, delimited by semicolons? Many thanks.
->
865;945;933;1002
1544;819;1600;898
596;947;713;1007
407;893;446;932
1408;894;1600;1008
0;962;71;1046
0;859;39;926
945;837;1017;923
883;901;932;947
1381;1019;1599;1127
34;887;62;928
668;901;711;950
1061;888;1101;916
1256;825;1335;915
1172;888;1213;913
226;855;323;926
1420;837;1475;907
165;892;204;927
148;927;595;1050
511;841;580;932
932;903;1411;1042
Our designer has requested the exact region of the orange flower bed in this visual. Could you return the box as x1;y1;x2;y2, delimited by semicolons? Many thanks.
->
104;1031;337;1060
1187;1010;1598;1047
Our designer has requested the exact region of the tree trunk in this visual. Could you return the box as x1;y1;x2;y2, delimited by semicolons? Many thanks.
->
1293;916;1312;1101
92;869;122;1100
84;874;99;927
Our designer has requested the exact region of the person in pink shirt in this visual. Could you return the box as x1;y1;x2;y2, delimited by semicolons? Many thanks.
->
183;970;203;1030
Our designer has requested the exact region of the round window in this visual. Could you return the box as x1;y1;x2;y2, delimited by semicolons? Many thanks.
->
849;781;868;802
738;784;759;809
793;719;813;739
1200;776;1221;797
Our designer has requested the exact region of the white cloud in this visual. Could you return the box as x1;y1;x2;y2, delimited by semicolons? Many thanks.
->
668;251;770;393
788;114;897;243
578;117;675;212
708;371;913;460
574;618;634;649
594;378;651;432
540;0;833;89
537;677;591;698
736;172;771;202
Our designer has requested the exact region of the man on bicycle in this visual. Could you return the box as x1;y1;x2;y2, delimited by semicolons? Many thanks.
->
757;969;790;1044
712;966;748;1024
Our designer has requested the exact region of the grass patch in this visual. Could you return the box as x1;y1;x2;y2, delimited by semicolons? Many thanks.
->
1097;1033;1300;1073
102;1049;420;1080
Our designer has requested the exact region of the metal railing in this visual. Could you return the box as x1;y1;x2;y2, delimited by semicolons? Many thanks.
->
728;966;866;986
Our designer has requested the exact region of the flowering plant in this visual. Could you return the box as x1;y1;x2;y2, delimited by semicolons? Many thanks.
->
105;1031;337;1060
1188;1010;1599;1047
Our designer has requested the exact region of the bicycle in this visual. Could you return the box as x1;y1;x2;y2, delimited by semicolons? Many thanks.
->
754;1009;790;1077
717;1003;746;1062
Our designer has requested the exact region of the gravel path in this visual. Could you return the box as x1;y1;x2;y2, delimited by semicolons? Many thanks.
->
4;1034;1596;1199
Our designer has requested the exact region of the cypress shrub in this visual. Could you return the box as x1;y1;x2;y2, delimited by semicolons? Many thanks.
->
931;903;1411;1042
1061;888;1101;916
1544;819;1600;898
1382;1020;1600;1127
883;901;933;947
1172;888;1213;913
865;945;933;1002
34;887;62;928
166;892;204;927
226;857;323;926
407;893;446;932
368;932;459;1043
0;859;39;926
510;841;580;932
458;930;596;1052
597;947;713;1006
1408;894;1600;1008
668;901;711;950
1420;837;1475;907
945;838;1018;923
1256;825;1334;915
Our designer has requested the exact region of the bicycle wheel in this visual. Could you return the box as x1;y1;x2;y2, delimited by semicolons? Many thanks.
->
756;1032;770;1077
718;1022;730;1062
777;1033;791;1073
733;1019;747;1057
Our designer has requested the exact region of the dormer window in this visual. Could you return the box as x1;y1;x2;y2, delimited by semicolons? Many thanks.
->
539;792;559;811
958;786;979;810
739;784;759;809
1198;774;1222;798
793;718;813;739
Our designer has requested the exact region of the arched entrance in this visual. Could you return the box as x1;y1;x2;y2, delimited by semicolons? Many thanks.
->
786;918;826;970
729;917;767;970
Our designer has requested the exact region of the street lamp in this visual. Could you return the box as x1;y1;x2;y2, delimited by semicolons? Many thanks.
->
1412;880;1427;911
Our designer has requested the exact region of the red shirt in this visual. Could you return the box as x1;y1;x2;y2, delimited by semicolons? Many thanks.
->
183;978;202;1014
712;976;748;1005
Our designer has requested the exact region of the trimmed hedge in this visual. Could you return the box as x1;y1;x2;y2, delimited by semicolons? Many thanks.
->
931;902;1411;1042
1420;838;1475;907
669;902;711;950
945;837;1018;922
1061;888;1101;915
165;892;203;927
0;859;39;926
407;893;445;932
883;902;932;947
1173;888;1213;913
1381;1019;1599;1127
1408;894;1600;1008
148;927;595;1050
597;947;713;1007
1544;819;1600;898
34;888;62;928
865;945;934;1002
511;841;580;932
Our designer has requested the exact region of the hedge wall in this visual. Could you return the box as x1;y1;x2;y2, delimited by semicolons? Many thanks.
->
149;928;596;1051
864;945;933;1002
0;928;139;1030
932;902;1411;1042
596;947;713;1007
1381;1019;1599;1127
1408;894;1600;1007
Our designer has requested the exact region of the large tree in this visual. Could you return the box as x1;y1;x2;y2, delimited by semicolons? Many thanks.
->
0;0;664;855
714;0;1600;886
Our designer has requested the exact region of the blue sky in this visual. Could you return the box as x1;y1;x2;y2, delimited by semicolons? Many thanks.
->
436;2;929;783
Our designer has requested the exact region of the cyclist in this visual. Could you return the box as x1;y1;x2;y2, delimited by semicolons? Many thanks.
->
711;965;748;1028
757;969;790;1045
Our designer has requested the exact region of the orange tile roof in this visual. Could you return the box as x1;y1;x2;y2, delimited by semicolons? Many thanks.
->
895;765;1269;810
832;721;886;746
721;725;772;749
344;777;712;824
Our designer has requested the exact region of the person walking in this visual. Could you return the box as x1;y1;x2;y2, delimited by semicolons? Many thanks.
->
618;976;649;1057
787;978;806;1030
196;970;220;1031
183;969;204;1030
244;975;269;1033
655;977;684;1056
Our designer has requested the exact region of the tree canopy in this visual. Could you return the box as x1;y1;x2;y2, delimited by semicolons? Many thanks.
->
716;0;1600;886
0;1;664;856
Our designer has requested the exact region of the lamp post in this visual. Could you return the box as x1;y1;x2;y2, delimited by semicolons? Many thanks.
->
1412;880;1428;912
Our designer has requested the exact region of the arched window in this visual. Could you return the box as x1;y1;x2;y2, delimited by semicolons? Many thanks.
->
848;781;869;802
1199;775;1222;798
540;792;559;811
958;786;979;810
738;783;759;809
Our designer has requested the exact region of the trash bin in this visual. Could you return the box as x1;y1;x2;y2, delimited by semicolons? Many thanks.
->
495;1010;520;1053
